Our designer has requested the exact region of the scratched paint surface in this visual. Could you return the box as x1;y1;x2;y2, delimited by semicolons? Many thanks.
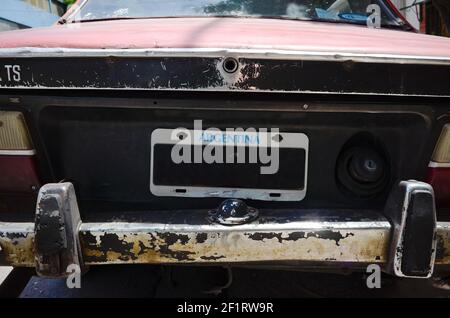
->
79;228;389;265
1;222;450;267
437;224;450;265
1;57;450;97
2;17;450;57
0;224;34;267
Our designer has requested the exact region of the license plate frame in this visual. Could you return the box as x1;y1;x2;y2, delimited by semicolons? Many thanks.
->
150;128;308;201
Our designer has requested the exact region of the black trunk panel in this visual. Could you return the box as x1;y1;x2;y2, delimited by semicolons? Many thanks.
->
37;100;431;212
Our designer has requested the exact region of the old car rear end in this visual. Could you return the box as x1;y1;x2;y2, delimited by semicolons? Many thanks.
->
0;0;449;281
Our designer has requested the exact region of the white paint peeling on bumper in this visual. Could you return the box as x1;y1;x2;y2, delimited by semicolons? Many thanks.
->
1;214;449;268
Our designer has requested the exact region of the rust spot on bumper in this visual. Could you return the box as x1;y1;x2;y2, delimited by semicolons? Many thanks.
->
436;224;450;265
0;229;34;267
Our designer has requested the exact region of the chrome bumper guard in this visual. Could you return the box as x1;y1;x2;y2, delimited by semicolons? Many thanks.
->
0;182;449;278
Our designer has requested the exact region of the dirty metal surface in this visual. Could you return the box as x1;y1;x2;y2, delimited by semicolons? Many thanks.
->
437;223;450;265
1;210;450;268
1;54;450;97
0;223;34;267
79;222;390;265
34;183;84;277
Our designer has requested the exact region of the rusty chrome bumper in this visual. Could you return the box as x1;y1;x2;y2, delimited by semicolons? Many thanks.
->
1;182;450;278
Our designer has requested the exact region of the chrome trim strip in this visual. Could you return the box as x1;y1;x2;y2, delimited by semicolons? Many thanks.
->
78;220;392;233
0;47;450;66
0;149;36;156
1;85;449;98
429;161;450;168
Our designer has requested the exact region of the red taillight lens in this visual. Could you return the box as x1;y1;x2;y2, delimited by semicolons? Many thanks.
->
0;111;40;193
426;124;450;207
427;166;450;206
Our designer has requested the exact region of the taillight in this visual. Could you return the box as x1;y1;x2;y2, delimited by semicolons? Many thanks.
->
427;124;450;206
0;111;40;193
431;125;450;163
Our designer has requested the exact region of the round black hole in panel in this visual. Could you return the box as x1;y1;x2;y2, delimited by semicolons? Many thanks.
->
336;135;390;198
222;57;239;73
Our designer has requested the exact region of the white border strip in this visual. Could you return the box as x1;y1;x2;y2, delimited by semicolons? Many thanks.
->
0;47;450;65
0;85;449;98
80;220;390;233
0;149;36;156
429;161;450;168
